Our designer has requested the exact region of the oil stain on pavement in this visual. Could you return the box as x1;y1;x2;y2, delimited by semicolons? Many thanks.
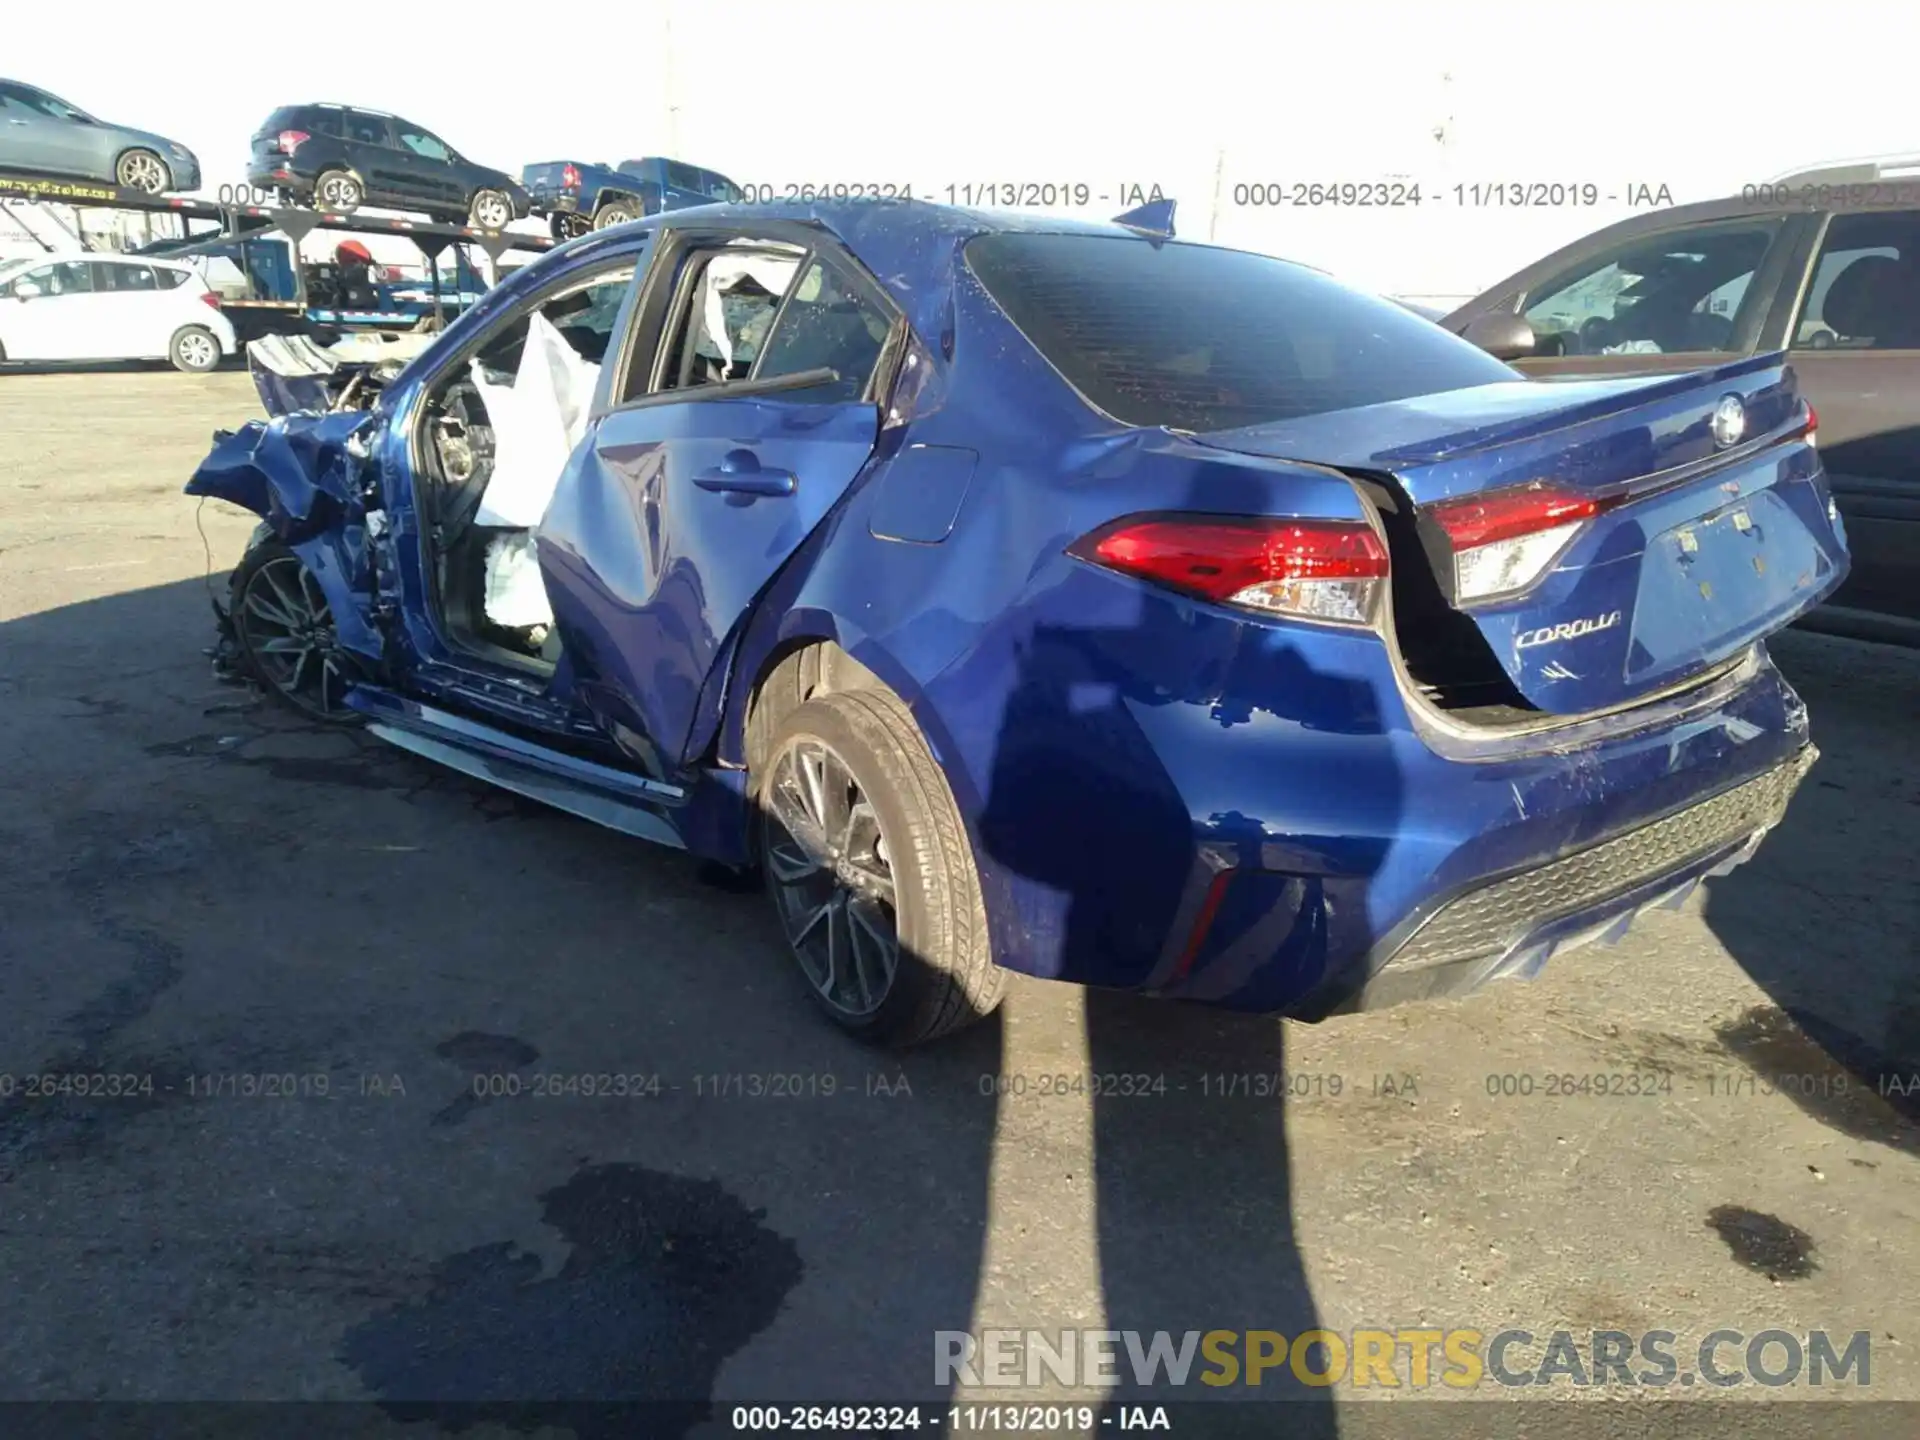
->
429;1031;541;1128
1705;1205;1819;1281
339;1162;805;1439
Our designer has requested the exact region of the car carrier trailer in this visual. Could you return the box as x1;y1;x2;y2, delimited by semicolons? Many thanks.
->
1;168;554;344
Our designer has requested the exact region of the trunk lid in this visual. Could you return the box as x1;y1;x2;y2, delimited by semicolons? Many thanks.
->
1195;354;1849;716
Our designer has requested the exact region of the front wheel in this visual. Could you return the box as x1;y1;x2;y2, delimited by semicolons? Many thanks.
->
468;188;514;230
169;325;220;373
757;690;1004;1047
116;148;169;194
229;540;361;722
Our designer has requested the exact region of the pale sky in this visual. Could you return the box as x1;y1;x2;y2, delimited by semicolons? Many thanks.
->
7;0;1912;301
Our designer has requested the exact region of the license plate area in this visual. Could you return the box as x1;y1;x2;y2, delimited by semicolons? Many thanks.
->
1627;488;1830;678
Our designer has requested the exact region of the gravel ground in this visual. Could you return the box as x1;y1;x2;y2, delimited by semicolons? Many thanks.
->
0;370;1914;1438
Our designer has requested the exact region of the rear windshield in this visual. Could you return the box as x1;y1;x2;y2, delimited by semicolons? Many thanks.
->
964;233;1516;433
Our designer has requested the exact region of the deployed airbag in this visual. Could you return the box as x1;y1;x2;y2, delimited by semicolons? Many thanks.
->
482;532;554;629
469;310;601;630
701;253;803;367
470;310;600;527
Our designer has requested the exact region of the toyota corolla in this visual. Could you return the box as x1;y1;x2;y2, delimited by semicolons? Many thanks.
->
185;198;1848;1046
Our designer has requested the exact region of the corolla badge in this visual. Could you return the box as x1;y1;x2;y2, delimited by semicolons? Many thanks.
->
1515;610;1623;649
1710;393;1747;449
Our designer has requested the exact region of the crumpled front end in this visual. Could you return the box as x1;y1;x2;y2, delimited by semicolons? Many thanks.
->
247;332;435;419
184;411;385;666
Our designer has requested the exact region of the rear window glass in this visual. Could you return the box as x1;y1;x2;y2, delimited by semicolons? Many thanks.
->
964;233;1517;433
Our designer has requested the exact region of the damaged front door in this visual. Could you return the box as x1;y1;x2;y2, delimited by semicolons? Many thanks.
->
535;238;897;770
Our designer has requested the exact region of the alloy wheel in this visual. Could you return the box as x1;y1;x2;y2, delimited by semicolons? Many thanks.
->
175;331;217;371
118;152;167;194
318;175;361;210
764;740;900;1018
472;192;511;229
236;556;351;718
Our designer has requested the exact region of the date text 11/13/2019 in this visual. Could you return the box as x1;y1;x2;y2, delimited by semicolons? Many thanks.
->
1229;181;1676;209
733;183;1168;208
731;181;1676;211
726;1403;1170;1433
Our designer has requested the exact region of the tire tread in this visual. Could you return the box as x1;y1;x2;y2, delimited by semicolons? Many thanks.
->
765;688;1003;1046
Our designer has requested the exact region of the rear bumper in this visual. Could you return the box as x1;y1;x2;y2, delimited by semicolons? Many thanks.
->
526;189;580;213
1307;744;1815;1017
247;163;302;194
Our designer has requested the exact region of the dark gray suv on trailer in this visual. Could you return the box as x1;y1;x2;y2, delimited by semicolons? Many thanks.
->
1443;157;1920;644
247;103;529;231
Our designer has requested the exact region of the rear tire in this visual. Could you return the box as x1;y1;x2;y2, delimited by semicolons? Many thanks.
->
593;200;640;230
756;690;1004;1047
228;539;362;723
315;170;363;213
169;325;220;373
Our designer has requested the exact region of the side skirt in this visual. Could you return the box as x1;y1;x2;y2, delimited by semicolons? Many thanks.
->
349;688;687;851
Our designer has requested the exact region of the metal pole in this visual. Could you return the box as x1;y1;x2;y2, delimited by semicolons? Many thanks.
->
662;0;681;154
1208;146;1225;242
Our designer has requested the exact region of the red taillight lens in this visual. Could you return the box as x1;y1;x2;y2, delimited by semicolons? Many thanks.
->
1800;401;1818;446
199;290;221;309
277;129;309;155
1070;514;1389;625
1424;482;1612;604
1426;485;1603;549
561;164;581;190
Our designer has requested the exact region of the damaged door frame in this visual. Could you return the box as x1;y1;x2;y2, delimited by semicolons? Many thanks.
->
359;231;660;734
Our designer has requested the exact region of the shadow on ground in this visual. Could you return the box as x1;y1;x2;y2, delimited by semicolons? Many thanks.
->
0;571;1342;1436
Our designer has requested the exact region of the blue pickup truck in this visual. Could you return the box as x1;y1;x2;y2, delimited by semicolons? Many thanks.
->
519;155;741;237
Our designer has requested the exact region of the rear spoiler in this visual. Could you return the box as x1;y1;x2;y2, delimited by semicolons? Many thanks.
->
1366;350;1792;466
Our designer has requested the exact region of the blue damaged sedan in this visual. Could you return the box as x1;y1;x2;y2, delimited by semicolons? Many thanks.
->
186;198;1848;1046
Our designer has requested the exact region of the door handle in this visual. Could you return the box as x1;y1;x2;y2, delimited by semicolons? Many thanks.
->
692;449;796;500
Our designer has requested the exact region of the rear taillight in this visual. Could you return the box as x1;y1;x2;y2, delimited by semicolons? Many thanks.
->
1799;401;1818;447
1425;482;1614;604
199;291;222;309
277;129;309;155
1069;514;1390;626
561;164;581;190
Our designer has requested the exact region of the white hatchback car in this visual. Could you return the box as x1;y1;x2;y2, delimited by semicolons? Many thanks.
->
0;254;237;371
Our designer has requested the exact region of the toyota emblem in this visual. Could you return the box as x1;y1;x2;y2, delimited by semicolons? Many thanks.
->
1710;394;1747;449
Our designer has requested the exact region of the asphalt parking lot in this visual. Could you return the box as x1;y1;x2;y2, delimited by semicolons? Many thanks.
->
0;370;1915;1436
